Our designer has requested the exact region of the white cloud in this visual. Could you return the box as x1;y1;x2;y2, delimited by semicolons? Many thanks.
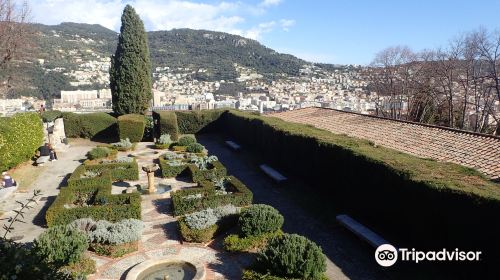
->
30;0;293;40
260;0;283;7
280;19;295;31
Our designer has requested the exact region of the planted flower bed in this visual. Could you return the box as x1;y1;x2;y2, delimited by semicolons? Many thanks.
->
159;151;189;178
84;157;139;181
171;175;252;216
187;155;227;183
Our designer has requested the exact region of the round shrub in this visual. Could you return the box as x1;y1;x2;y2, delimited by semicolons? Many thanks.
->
178;135;196;146
86;146;111;160
186;142;204;153
258;233;326;279
239;204;284;237
34;225;88;266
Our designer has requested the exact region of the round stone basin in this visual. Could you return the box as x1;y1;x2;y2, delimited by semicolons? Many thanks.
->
126;259;205;280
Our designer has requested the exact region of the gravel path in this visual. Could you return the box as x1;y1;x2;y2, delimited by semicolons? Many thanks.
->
198;134;391;280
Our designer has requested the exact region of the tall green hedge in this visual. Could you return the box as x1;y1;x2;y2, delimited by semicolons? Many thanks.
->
152;111;179;140
220;110;500;262
0;113;44;171
175;110;225;134
117;114;146;142
62;112;117;141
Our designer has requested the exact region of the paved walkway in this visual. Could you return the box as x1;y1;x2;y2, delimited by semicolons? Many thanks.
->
0;139;96;242
90;143;249;280
198;134;390;280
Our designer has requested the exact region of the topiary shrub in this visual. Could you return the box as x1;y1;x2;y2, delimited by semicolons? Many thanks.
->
153;111;179;140
86;146;113;160
62;112;117;141
0;113;44;172
117;114;146;142
34;225;88;267
41;110;63;122
239;204;284;237
186;142;204;153
178;135;197;146
257;233;326;280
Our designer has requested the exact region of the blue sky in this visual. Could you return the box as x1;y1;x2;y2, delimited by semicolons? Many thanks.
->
30;0;500;65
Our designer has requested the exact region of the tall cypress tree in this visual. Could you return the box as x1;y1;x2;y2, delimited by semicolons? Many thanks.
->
110;5;152;115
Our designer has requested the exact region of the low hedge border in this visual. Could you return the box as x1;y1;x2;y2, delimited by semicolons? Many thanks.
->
46;178;141;227
178;214;238;243
84;160;139;181
171;176;253;216
187;161;227;183
224;230;283;252
89;241;138;258
67;165;113;188
159;157;188;178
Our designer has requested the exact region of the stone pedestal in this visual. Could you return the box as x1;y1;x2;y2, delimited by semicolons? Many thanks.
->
142;164;159;194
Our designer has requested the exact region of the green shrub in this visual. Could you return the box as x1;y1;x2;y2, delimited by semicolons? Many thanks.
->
60;256;96;279
224;230;282;252
242;270;329;280
34;225;88;267
118;114;146;142
41;110;63;122
0;238;71;280
155;133;173;149
87;219;144;245
257;234;326;280
143;115;154;141
46;167;141;226
171;176;252;216
179;205;238;243
90;241;138;258
67;165;113;188
187;160;227;183
0;113;44;172
178;135;196;146
159;156;188;178
111;138;133;151
86;146;112;160
175;110;225;134
221;110;500;260
186;142;204;153
62;112;117;141
84;159;139;181
178;217;218;243
153;111;179;140
239;204;284;237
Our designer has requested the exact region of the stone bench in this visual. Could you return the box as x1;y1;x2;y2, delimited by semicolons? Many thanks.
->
259;164;287;183
225;140;241;151
0;185;18;200
336;214;389;248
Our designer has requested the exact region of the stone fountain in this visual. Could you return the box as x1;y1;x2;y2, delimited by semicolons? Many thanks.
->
142;164;159;194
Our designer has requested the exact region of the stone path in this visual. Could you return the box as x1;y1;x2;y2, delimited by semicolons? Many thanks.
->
0;139;96;242
198;134;391;280
90;143;248;280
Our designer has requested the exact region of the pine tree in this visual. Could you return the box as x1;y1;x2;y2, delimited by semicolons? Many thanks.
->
110;5;152;115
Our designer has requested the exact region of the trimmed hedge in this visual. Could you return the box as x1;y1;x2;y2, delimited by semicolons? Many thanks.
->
117;114;146;142
178;217;218;243
171;176;253;216
224;230;283;252
220;110;500;261
159;157;188;178
62;112;117;141
84;160;139;181
175;110;225;134
41;110;63;122
0;113;44;172
46;178;141;227
239;204;284;237
67;165;113;188
152;111;179;140
187;161;227;183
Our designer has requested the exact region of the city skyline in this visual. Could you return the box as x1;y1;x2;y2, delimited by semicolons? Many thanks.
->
30;0;500;65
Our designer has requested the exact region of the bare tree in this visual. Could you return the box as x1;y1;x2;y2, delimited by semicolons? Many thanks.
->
0;0;31;97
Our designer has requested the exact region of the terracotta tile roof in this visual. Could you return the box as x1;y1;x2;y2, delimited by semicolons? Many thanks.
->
271;107;500;180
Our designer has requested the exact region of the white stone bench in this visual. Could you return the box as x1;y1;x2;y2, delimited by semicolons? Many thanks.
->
36;155;50;166
225;140;241;151
336;214;389;248
259;164;287;183
0;185;18;200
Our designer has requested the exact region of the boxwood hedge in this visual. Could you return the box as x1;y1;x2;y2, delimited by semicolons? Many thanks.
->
46;180;141;227
67;165;113;188
171;176;252;216
117;114;146;143
0;113;44;172
62;112;117;141
159;157;188;178
220;110;500;262
84;160;139;181
152;111;179;141
187;161;227;183
174;110;225;134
